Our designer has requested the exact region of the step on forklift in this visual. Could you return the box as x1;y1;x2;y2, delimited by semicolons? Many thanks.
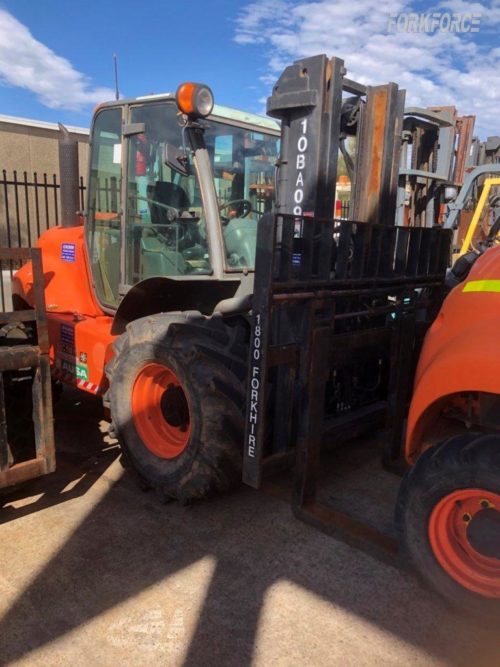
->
8;54;499;615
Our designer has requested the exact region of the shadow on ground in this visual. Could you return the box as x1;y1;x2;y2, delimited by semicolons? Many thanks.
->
0;389;498;666
1;389;120;524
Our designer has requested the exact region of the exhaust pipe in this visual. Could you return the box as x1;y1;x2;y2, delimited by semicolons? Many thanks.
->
58;123;80;227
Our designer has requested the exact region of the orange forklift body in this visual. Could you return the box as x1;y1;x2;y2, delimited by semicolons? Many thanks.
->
13;224;116;395
405;245;500;462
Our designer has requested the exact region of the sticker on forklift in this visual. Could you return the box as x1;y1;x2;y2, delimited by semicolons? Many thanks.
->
247;313;263;458
59;342;76;356
60;324;75;345
61;242;76;262
52;365;100;394
60;359;89;381
463;279;500;293
113;143;121;164
57;349;76;365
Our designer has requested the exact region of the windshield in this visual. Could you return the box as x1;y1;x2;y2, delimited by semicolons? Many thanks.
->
86;107;122;307
205;123;279;269
126;102;211;284
126;102;279;281
88;101;280;305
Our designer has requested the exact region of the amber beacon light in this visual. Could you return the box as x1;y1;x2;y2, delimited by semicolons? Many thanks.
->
176;82;214;118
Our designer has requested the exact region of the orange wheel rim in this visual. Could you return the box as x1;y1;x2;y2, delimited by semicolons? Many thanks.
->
429;488;500;598
131;363;190;459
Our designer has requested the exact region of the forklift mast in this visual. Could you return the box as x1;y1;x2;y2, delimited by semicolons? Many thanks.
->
242;55;452;549
269;54;404;223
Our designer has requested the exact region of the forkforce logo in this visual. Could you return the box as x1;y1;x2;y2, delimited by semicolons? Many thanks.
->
387;12;481;33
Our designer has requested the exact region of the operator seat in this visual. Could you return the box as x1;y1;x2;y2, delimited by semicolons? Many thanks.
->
140;181;194;279
148;181;190;225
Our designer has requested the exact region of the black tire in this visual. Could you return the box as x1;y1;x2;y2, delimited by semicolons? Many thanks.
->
396;433;500;616
105;311;248;502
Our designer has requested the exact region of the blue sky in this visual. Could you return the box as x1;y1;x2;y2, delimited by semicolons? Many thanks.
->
0;0;499;136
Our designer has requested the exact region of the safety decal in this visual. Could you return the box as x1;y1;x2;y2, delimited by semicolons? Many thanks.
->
463;279;500;293
59;359;88;381
52;365;100;394
61;242;76;262
60;323;75;344
59;324;76;356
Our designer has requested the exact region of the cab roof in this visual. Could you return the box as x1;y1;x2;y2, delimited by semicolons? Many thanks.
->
97;93;280;134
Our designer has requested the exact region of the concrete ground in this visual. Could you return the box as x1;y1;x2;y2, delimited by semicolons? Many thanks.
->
0;389;498;667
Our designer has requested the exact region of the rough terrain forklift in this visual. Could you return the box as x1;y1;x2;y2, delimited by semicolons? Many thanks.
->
13;86;280;500
10;54;499;615
401;177;500;614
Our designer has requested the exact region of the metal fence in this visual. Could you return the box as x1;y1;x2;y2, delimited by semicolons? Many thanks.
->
0;170;86;249
0;170;86;312
0;169;352;247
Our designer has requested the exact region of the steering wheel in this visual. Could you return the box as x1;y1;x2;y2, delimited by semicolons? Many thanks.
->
219;199;253;222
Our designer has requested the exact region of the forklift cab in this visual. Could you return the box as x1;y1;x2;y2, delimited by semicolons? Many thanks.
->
85;87;280;310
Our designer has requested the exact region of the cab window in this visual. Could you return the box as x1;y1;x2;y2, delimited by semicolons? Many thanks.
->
86;107;122;308
205;124;279;269
125;102;211;285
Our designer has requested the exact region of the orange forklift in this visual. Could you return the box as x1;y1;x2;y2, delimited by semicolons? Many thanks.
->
400;210;500;613
7;54;499;615
13;84;280;500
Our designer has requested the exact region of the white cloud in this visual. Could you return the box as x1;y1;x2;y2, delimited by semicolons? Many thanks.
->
234;0;500;137
0;9;115;110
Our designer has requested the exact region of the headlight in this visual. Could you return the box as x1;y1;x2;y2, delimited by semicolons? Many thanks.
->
176;82;214;119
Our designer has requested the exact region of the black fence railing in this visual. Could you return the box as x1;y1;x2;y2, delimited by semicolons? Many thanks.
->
0;170;86;250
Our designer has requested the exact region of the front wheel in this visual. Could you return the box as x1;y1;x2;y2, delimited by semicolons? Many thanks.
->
105;313;247;502
396;433;500;616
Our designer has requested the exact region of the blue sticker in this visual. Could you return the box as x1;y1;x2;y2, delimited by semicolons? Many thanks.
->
61;243;76;262
60;324;75;346
292;253;302;266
